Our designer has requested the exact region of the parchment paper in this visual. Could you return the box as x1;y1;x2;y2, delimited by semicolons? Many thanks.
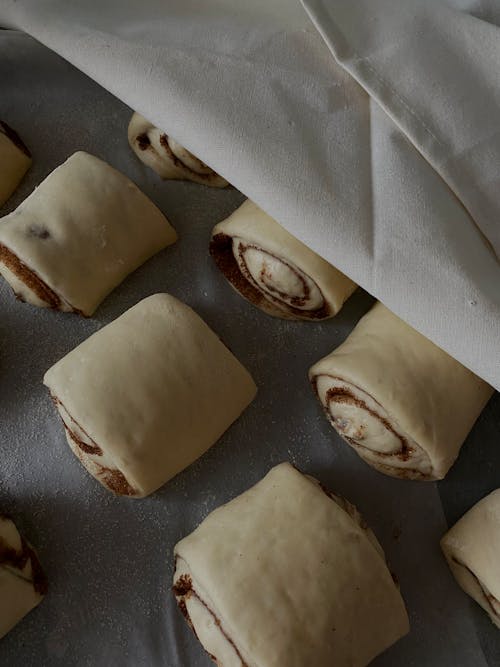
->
0;31;498;667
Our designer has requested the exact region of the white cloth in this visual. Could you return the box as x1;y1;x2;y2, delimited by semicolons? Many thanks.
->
1;0;499;390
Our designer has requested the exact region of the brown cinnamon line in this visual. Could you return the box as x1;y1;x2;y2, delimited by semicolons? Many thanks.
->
0;120;32;158
174;478;400;664
0;243;82;314
68;427;138;497
173;570;249;667
210;232;330;320
25;541;49;595
175;595;218;663
52;395;138;497
98;466;138;497
0;536;29;571
451;557;500;619
137;131;214;179
239;243;311;308
65;426;103;457
311;374;413;462
136;133;151;150
0;532;48;596
159;134;219;181
311;375;434;480
52;396;103;457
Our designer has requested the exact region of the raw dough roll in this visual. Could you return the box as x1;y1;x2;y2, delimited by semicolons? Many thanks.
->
441;490;500;629
0;514;47;639
173;462;409;667
128;112;228;187
0;151;177;315
309;302;493;480
43;293;257;498
210;200;357;320
0;121;32;207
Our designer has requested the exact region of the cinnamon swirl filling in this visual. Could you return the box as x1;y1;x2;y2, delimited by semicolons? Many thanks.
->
0;514;47;639
210;232;331;320
173;560;248;667
52;396;139;497
312;374;434;480
128;112;228;187
0;242;79;313
0;119;32;208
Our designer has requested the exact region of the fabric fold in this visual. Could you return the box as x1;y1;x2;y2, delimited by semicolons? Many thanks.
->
302;0;500;258
128;112;228;187
1;0;499;389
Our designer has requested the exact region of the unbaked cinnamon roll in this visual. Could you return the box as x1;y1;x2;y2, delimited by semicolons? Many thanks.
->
0;151;176;315
173;462;409;667
210;200;357;320
0;514;47;639
128;112;228;187
44;294;256;498
309;302;493;480
441;489;500;628
0;121;32;207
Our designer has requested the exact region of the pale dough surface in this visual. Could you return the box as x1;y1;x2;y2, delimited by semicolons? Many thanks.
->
0;515;45;640
0;124;32;207
43;293;257;497
174;462;409;667
0;151;177;315
309;302;493;480
211;200;357;319
128;112;228;187
441;489;500;629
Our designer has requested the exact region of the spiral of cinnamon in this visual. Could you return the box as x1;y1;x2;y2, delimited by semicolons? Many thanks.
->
311;374;434;480
309;302;493;481
210;200;357;320
0;514;47;639
128;112;228;187
52;396;139;497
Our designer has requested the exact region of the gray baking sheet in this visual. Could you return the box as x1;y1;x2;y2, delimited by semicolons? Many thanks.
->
0;30;499;667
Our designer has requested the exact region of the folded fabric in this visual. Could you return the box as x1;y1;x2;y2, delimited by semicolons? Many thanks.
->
0;120;31;207
128;112;228;187
0;151;176;315
2;0;499;388
303;0;500;259
173;462;409;667
210;199;356;320
43;293;257;498
309;302;493;480
441;490;500;629
0;514;47;639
